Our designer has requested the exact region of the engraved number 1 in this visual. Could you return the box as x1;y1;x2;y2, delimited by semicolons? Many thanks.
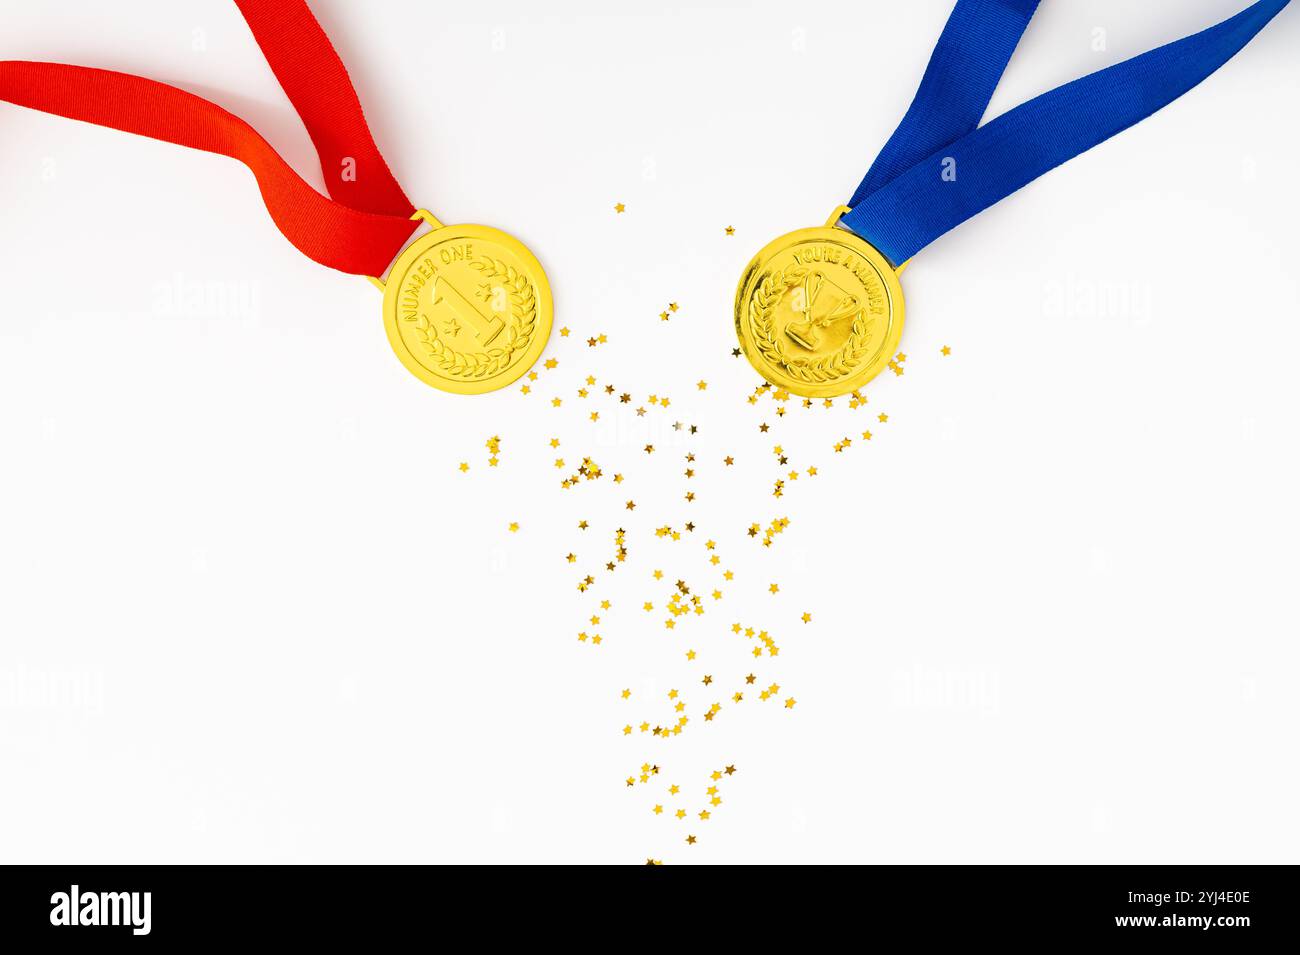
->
431;275;504;346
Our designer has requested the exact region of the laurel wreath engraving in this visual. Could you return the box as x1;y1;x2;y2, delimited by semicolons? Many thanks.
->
748;266;875;384
412;258;536;379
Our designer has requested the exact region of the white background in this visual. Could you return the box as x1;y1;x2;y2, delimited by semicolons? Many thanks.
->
1;1;1297;864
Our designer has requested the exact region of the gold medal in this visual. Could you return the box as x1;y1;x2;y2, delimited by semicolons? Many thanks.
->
735;208;904;398
379;210;553;394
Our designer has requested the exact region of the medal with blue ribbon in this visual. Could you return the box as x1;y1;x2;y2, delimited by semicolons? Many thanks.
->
735;0;1291;397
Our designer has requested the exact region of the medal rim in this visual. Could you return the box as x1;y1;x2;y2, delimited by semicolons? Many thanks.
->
382;223;553;395
734;224;905;398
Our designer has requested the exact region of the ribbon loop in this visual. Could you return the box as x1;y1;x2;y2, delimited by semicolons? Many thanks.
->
851;0;1042;203
0;0;417;276
843;0;1290;267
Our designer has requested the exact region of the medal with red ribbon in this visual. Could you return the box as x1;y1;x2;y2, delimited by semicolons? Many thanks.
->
0;0;552;394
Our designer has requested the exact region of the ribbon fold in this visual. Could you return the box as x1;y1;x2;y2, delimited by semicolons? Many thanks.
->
0;0;417;276
843;0;1291;266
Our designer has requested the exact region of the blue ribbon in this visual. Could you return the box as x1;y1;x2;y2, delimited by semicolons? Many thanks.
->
841;0;1291;267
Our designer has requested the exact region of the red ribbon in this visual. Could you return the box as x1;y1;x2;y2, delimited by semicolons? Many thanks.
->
0;0;418;277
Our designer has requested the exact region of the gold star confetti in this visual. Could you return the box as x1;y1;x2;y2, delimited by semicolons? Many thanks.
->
614;202;625;213
459;287;844;862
